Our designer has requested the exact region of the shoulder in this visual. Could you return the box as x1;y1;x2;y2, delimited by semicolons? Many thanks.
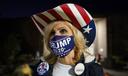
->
83;55;103;71
85;63;104;76
84;58;104;76
80;54;104;76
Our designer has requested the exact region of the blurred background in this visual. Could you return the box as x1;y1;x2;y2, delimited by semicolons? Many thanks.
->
0;0;128;76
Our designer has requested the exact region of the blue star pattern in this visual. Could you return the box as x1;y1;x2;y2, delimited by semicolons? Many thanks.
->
81;20;96;47
83;25;93;34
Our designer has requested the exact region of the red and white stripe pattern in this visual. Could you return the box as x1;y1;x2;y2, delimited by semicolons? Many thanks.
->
32;3;93;36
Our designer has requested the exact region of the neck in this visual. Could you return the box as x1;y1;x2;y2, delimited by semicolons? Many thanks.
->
57;49;76;65
57;57;76;65
58;57;69;65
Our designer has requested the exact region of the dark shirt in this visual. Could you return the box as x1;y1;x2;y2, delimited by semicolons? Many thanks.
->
30;56;104;76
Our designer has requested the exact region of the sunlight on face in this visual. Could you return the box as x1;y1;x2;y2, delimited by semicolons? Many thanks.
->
49;21;73;39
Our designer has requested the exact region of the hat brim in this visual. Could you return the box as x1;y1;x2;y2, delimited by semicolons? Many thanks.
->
32;3;96;47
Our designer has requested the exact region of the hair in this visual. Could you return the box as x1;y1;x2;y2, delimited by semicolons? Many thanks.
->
43;20;88;64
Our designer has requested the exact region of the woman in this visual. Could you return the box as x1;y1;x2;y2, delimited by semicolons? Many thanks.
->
32;3;104;76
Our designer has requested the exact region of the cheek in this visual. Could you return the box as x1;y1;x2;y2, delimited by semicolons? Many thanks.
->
66;28;73;35
68;30;73;36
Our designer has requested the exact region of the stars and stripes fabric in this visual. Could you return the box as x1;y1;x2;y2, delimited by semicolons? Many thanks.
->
31;3;96;47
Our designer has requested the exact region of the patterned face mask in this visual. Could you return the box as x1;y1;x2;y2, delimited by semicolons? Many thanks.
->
49;35;75;57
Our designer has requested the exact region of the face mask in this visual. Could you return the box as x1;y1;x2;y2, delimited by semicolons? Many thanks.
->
49;35;75;57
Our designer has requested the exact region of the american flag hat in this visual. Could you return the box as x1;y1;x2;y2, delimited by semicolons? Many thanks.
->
31;3;96;47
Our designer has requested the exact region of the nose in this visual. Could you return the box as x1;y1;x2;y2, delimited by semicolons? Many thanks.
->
55;31;61;36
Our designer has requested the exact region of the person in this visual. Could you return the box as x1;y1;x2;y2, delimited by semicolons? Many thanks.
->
95;53;103;65
31;3;104;76
13;64;32;76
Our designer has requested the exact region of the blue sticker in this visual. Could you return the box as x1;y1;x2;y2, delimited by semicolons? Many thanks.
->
37;61;49;75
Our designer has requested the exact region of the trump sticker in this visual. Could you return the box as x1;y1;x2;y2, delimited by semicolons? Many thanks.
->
37;61;49;75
